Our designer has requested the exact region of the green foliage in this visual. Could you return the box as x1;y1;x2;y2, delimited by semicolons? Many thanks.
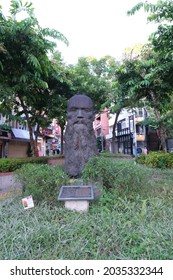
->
136;151;173;169
145;152;173;169
1;164;173;260
0;157;48;172
100;151;132;158
68;56;113;112
135;154;146;164
0;0;69;156
15;164;69;203
127;1;173;151
0;123;11;132
96;135;106;152
82;156;146;191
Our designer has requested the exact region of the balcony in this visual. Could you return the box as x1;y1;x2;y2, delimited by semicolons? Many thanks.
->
0;129;11;139
116;128;131;137
136;134;145;141
134;116;144;123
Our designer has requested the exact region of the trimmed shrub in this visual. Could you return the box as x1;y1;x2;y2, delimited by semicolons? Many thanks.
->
135;154;146;164
145;152;173;168
136;151;173;169
100;151;132;158
15;164;69;204
0;156;64;173
0;157;49;172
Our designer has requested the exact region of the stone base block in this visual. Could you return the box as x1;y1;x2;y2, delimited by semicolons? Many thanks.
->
64;200;89;212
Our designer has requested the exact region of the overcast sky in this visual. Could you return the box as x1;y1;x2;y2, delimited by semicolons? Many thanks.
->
1;0;158;64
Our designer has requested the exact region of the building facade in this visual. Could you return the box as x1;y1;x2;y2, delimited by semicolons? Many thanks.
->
0;115;30;158
95;107;160;155
93;109;109;151
0;113;62;158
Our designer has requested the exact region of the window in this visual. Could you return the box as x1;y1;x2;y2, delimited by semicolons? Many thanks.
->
117;122;122;132
135;108;143;118
97;128;101;136
117;119;126;132
96;115;101;121
136;125;143;134
138;108;143;117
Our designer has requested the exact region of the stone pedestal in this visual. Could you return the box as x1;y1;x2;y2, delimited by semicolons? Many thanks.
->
65;200;89;212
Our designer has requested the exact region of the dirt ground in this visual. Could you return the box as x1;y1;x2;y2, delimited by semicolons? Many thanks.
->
0;173;22;199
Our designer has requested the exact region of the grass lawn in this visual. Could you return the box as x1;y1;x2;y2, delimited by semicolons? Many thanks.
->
0;159;173;260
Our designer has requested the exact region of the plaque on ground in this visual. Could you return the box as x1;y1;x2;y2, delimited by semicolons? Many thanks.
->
58;185;94;201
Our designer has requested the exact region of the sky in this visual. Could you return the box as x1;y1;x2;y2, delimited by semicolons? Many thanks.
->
0;0;158;64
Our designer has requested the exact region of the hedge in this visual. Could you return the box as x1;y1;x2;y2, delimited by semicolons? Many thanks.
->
136;151;173;169
0;157;49;172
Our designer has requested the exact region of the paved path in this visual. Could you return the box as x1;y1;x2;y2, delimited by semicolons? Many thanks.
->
0;173;22;193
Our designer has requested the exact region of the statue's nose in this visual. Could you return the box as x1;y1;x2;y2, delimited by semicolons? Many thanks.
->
77;109;84;118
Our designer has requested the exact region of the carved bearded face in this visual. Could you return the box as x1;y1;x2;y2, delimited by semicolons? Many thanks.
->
64;95;97;177
67;95;94;124
66;95;95;148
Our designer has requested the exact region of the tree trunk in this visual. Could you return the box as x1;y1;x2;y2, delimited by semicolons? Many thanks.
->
157;125;167;152
34;123;40;157
150;91;167;152
112;108;121;154
20;98;38;157
28;122;36;156
60;124;64;155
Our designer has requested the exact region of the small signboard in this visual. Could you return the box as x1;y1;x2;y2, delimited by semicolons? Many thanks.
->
58;185;94;201
22;195;34;209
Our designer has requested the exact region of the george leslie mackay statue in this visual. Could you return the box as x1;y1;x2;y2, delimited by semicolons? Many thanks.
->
64;94;97;177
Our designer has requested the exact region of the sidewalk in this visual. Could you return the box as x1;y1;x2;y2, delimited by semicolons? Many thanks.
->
0;173;22;193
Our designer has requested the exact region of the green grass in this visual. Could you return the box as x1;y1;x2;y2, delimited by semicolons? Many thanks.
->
0;160;173;260
100;151;132;157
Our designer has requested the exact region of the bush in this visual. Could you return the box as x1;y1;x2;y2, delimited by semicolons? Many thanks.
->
0;157;49;172
82;156;146;191
135;154;146;164
100;151;132;158
136;151;173;169
15;164;69;204
82;156;116;188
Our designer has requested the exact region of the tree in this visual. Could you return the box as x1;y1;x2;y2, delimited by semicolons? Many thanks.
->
69;56;123;153
127;0;173;151
116;45;172;152
128;0;173;89
107;59;141;153
68;56;112;112
96;55;140;153
0;0;68;156
46;51;75;154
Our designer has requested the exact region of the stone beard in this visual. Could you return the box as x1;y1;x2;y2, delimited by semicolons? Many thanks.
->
64;95;97;177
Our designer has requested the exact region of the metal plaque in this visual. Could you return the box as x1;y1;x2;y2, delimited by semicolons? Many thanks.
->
58;185;94;201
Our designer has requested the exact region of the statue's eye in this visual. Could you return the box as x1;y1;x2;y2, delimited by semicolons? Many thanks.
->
69;107;76;112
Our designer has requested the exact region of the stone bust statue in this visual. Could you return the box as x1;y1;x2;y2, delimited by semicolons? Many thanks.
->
64;94;97;177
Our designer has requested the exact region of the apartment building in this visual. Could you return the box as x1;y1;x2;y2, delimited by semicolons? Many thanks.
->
0;113;62;158
0;114;46;158
93;109;109;151
0;114;30;158
95;107;160;155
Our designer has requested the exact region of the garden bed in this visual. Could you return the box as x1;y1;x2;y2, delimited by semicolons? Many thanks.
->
48;157;64;166
1;159;173;259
